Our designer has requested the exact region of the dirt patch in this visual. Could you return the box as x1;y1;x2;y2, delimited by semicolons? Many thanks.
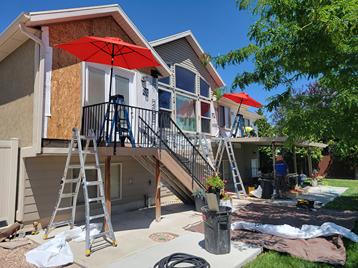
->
149;232;179;243
0;238;38;268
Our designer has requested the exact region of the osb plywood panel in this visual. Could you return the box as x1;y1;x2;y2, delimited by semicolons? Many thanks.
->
48;16;152;139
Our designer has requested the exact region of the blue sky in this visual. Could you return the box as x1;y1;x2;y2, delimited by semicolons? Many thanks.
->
0;0;312;119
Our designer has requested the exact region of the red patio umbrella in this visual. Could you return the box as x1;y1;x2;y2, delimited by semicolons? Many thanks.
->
222;92;263;115
54;36;161;97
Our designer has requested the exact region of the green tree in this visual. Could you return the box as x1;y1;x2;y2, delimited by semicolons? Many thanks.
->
203;0;358;141
254;108;276;165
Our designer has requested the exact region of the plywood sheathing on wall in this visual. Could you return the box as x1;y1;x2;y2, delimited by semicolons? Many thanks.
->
47;16;155;140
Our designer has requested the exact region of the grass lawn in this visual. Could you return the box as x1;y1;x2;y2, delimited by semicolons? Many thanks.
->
244;179;358;268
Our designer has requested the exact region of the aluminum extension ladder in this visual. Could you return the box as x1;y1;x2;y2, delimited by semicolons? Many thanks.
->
195;133;215;170
215;136;247;198
43;127;117;256
230;113;246;138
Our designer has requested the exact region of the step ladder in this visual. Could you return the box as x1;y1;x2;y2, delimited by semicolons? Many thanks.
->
230;113;246;138
195;133;215;170
43;127;117;256
215;136;247;198
98;94;135;150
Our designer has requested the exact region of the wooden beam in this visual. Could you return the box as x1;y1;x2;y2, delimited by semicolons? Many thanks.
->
308;148;312;178
155;157;161;222
292;145;297;174
272;142;276;177
104;156;111;231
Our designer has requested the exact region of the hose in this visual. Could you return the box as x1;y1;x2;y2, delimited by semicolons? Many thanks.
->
153;253;210;268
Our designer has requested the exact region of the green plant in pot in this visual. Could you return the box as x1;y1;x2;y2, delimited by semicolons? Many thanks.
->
192;188;206;212
202;171;227;204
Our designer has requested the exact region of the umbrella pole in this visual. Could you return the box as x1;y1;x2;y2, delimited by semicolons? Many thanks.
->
236;99;243;115
105;58;114;142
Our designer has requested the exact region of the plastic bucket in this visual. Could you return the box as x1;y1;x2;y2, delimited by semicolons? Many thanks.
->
260;180;273;199
201;205;232;254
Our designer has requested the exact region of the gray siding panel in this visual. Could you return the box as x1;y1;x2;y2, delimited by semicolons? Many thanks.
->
23;155;156;225
155;38;219;91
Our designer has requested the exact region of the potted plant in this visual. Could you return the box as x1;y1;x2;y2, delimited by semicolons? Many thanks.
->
219;191;233;208
202;171;227;204
192;188;206;212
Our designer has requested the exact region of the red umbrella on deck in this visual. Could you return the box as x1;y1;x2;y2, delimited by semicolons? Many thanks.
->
54;36;161;97
222;92;263;109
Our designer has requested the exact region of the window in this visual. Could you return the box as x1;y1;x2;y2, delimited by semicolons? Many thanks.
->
175;66;195;94
225;107;231;128
88;67;105;105
200;78;210;98
201;102;211;133
219;106;231;129
176;94;196;132
245;118;250;127
158;64;171;85
72;164;121;205
219;106;225;128
159;89;171;110
115;75;129;105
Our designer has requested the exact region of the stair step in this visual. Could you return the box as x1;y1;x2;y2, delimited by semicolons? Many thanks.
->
80;135;95;140
53;220;72;228
88;197;104;202
91;231;112;240
61;193;76;198
68;165;99;169
65;179;80;184
86;181;102;186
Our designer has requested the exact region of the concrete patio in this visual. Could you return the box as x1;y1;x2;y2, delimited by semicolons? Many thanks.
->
28;185;348;268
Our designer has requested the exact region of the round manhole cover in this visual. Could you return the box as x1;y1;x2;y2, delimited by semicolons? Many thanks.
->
149;232;179;243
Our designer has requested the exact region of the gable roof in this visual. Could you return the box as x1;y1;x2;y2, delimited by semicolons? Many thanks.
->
150;30;225;88
0;4;170;77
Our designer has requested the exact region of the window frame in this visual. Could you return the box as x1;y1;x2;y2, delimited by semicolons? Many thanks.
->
200;100;211;134
174;65;197;96
71;163;122;206
199;78;211;99
175;91;197;133
158;62;172;86
219;105;232;130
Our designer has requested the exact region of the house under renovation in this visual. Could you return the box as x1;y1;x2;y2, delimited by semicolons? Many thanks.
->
0;4;326;231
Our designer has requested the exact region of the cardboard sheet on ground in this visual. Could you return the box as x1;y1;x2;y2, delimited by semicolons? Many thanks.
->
184;203;358;265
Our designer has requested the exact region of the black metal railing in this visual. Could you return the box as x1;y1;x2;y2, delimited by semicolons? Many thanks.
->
157;112;214;189
82;102;213;189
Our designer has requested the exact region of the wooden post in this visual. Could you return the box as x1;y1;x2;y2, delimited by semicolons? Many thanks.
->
292;145;297;174
272;142;276;177
308;148;312;178
105;156;111;231
155;157;161;222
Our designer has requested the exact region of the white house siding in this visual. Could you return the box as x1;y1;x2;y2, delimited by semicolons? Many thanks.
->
22;155;156;226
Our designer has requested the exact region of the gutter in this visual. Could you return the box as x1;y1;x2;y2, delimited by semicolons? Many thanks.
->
16;22;45;222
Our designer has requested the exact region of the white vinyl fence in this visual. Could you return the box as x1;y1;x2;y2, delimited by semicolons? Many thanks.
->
0;138;19;229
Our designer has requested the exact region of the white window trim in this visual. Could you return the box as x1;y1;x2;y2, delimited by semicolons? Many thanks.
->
200;100;211;134
199;77;211;100
219;105;232;130
174;64;197;95
175;91;198;134
158;61;173;87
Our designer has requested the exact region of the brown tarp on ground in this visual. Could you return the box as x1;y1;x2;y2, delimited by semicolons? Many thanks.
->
184;203;358;265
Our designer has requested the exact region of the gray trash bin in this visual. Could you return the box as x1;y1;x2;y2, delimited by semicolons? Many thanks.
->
201;205;232;254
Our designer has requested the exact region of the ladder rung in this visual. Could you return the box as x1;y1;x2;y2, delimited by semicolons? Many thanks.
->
89;214;105;221
53;220;72;228
80;135;95;140
65;179;80;183
68;165;99;169
88;197;104;202
86;181;102;186
57;206;73;211
91;231;112;240
71;150;96;155
61;193;76;198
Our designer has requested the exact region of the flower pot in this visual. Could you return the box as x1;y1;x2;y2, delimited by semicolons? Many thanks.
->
219;199;233;208
194;196;205;212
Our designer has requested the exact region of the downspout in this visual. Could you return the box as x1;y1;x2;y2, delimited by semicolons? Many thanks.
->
16;22;45;222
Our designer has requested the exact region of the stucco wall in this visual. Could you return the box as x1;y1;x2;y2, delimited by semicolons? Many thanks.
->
47;16;154;140
0;39;35;148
